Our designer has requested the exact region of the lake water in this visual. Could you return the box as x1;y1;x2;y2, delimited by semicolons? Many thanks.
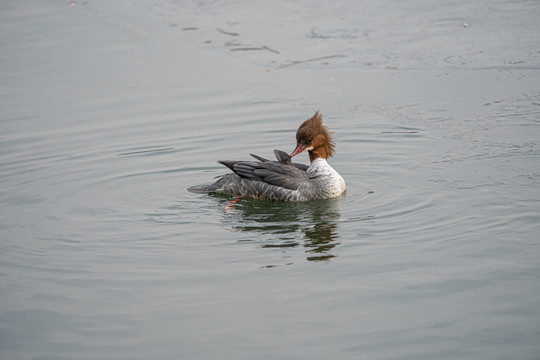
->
1;1;540;359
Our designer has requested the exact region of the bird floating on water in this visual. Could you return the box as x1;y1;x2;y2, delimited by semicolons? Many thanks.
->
189;111;346;202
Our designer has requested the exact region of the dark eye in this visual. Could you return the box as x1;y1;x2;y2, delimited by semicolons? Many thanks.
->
307;138;312;144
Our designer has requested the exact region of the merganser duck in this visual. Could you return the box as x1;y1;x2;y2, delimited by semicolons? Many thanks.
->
189;111;346;201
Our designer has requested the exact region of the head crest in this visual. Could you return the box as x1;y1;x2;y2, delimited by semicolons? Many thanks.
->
296;111;335;159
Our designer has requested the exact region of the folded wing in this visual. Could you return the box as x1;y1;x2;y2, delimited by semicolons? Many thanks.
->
219;149;309;191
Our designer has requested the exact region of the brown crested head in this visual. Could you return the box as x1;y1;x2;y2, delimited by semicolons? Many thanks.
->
290;111;335;162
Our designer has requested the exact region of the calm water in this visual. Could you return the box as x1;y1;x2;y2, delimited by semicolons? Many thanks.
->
1;1;540;359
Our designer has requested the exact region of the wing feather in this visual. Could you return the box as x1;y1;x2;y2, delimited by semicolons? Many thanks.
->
218;150;310;191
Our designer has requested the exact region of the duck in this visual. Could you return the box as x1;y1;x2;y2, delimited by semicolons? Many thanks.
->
188;111;346;201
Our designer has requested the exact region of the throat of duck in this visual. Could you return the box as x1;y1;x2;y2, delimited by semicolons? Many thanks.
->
308;150;319;162
308;146;331;162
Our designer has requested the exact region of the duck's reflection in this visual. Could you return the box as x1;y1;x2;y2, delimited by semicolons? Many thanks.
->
212;194;344;264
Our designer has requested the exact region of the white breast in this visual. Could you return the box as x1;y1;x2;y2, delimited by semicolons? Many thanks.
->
307;158;346;199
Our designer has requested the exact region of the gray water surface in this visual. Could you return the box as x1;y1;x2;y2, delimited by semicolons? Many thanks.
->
1;1;540;359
